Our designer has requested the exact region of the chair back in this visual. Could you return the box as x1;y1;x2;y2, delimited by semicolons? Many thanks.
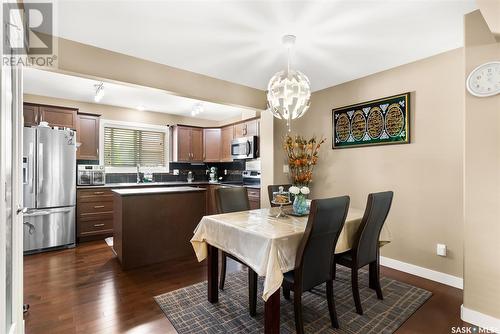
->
354;191;393;267
215;187;251;214
295;196;350;291
267;184;292;207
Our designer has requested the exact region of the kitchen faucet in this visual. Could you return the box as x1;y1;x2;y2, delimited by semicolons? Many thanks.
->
136;164;142;183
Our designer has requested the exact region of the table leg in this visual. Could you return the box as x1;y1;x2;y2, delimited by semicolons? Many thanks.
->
264;289;280;334
207;244;218;303
248;268;257;316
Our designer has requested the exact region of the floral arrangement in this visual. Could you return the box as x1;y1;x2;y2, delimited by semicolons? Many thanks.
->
283;135;326;187
289;186;310;196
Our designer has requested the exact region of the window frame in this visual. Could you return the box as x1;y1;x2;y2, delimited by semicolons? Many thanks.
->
99;119;169;173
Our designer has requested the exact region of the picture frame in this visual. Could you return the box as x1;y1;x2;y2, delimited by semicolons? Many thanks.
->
332;92;410;149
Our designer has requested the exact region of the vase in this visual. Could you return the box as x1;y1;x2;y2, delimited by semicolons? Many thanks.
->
293;194;308;215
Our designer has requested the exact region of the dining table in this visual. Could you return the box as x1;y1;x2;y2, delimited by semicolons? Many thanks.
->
190;206;391;333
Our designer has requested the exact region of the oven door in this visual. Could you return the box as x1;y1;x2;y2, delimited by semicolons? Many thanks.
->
92;171;105;185
78;171;92;186
231;137;255;159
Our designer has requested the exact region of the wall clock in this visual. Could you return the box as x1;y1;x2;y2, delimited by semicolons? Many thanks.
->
466;61;500;97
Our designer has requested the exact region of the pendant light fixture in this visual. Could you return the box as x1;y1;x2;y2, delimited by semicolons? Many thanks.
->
266;35;311;131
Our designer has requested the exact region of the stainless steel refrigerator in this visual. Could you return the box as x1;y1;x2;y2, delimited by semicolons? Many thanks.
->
23;126;76;253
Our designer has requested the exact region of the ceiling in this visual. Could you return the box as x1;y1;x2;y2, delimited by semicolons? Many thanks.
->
53;0;477;91
23;68;252;121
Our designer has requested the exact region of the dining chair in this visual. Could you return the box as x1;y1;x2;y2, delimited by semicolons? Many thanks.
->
334;191;394;316
267;184;292;207
281;196;350;333
214;187;259;315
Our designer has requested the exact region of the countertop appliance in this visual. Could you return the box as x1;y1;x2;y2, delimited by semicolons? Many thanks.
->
23;126;76;253
78;165;105;186
231;136;258;160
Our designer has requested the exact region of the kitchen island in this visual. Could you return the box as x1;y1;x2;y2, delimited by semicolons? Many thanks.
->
112;186;206;270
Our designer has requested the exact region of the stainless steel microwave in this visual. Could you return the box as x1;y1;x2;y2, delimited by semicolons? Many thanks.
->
231;136;258;160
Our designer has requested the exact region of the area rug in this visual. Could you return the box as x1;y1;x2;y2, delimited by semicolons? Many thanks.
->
154;267;431;333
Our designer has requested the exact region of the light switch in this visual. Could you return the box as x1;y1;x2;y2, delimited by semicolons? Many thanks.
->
283;164;289;173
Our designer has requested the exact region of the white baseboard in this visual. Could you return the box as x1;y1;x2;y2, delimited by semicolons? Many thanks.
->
461;305;500;333
380;256;463;289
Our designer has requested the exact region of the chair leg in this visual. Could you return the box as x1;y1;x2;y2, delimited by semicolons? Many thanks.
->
351;267;363;315
282;286;291;300
219;252;227;290
248;268;257;316
332;261;337;280
369;261;384;300
293;289;304;334
326;280;340;328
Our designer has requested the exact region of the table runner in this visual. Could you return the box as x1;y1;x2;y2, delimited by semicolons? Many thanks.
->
191;207;391;301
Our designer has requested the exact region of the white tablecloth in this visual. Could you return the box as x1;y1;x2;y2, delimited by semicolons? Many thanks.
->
191;207;391;301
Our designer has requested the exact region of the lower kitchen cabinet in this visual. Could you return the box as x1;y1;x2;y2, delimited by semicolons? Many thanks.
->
77;188;114;241
247;188;261;209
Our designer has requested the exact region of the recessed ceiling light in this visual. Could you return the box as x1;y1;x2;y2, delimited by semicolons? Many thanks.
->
94;82;104;102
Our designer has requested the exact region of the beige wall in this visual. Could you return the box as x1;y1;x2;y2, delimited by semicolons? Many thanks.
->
52;37;266;111
23;93;222;128
463;10;500;320
274;48;465;278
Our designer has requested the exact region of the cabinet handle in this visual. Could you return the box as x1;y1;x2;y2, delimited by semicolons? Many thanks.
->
94;205;105;209
93;223;105;227
93;191;104;195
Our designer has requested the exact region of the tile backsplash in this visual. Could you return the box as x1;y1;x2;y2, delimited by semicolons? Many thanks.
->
102;161;245;184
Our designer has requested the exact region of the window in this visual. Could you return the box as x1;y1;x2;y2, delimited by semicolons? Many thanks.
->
103;125;166;168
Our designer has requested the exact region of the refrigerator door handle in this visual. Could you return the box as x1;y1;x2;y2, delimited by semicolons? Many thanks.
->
38;142;43;194
28;142;34;194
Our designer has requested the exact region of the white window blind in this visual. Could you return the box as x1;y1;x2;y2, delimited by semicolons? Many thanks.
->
103;126;165;167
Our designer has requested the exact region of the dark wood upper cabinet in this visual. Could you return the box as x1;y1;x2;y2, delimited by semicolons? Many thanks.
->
173;126;204;162
23;103;78;130
76;114;100;160
23;103;39;127
203;128;221;162
233;119;259;139
191;128;204;162
221;125;233;162
39;105;77;129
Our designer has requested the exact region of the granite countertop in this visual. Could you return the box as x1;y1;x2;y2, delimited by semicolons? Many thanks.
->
77;181;261;190
112;186;206;196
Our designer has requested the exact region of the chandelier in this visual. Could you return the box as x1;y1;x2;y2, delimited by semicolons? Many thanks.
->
267;35;311;131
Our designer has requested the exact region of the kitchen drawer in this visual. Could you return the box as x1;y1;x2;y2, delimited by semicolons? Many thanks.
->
247;188;260;199
79;219;113;236
78;211;114;222
77;189;113;203
78;201;114;214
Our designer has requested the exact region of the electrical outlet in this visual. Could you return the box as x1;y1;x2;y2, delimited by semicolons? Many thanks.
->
437;244;447;257
173;169;179;176
283;164;289;173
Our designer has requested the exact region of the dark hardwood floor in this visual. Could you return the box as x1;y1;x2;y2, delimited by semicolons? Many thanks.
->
24;241;465;334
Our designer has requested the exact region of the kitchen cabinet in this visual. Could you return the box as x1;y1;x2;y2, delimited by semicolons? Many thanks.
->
247;188;261;210
221;125;233;162
233;119;259;139
173;125;204;162
76;113;100;160
23;102;78;129
77;189;114;241
203;128;221;162
23;103;38;126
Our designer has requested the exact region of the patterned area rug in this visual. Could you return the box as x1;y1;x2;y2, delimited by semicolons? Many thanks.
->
154;267;431;333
